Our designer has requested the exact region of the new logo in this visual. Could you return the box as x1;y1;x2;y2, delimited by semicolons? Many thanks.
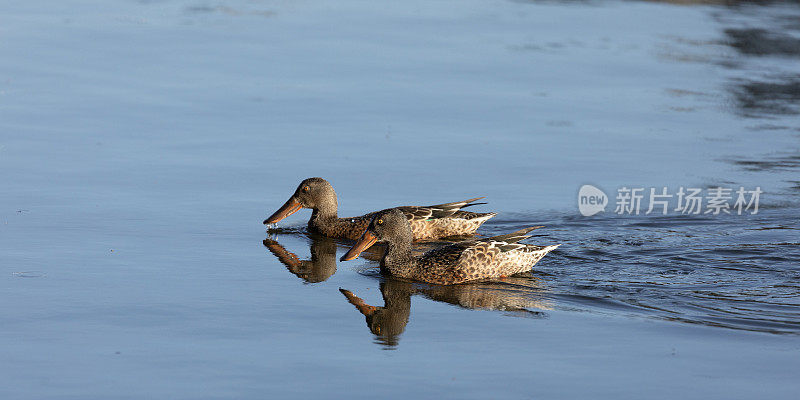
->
578;185;608;216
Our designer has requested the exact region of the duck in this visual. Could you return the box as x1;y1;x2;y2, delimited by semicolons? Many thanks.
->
263;177;495;241
339;208;559;285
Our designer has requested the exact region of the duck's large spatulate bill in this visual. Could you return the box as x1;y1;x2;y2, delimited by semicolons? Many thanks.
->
264;197;302;224
340;231;378;261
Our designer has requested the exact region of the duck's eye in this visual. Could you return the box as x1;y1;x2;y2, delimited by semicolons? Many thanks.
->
302;186;310;192
377;219;384;225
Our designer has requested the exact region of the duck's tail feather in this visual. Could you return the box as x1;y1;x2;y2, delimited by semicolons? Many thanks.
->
525;243;561;257
460;201;488;209
428;196;485;212
486;226;544;244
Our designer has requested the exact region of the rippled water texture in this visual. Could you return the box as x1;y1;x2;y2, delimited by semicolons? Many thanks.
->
1;0;799;399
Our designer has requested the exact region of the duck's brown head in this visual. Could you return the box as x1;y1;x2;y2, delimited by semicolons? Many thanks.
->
340;208;411;261
263;177;338;224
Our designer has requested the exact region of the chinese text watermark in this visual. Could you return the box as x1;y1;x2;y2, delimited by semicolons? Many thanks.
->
579;185;762;216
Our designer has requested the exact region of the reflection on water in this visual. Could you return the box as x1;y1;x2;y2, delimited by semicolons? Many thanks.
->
721;7;800;118
729;152;800;172
341;277;551;349
734;77;800;116
725;28;800;57
656;5;800;121
720;6;800;186
653;3;800;191
341;281;413;348
263;235;338;283
262;231;404;283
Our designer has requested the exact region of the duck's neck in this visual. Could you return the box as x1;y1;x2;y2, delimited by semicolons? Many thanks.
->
381;237;417;278
309;194;339;227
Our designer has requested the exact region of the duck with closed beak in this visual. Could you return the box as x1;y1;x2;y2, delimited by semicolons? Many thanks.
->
340;208;560;285
264;177;495;241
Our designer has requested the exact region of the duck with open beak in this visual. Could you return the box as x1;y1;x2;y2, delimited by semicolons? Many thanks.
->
263;177;496;241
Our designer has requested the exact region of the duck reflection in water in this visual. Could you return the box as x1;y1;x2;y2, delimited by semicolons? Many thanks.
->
262;234;342;283
263;232;444;283
340;277;551;349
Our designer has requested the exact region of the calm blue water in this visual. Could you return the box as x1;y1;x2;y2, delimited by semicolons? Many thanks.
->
1;0;799;399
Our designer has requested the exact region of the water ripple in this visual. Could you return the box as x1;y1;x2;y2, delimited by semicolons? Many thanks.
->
494;209;800;335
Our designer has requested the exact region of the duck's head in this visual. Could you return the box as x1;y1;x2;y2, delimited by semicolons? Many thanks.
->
263;177;338;224
340;208;411;261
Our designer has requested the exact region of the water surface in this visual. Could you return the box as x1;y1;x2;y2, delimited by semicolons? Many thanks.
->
1;0;799;398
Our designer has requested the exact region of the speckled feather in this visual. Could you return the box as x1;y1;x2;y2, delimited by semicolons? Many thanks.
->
312;200;495;241
265;178;495;241
388;225;559;285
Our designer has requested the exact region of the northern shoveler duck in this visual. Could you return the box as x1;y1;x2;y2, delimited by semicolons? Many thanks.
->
339;208;559;285
263;177;495;241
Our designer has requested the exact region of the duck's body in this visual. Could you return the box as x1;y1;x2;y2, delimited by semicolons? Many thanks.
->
308;206;493;241
341;209;560;285
396;230;559;284
264;178;495;241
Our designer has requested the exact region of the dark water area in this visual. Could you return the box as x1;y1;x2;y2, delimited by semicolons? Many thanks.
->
2;0;800;399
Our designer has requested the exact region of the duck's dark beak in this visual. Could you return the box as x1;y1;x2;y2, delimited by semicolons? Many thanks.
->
340;231;378;261
263;196;303;224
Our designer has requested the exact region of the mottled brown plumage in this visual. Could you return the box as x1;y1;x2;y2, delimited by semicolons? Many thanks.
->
263;177;495;241
340;209;560;285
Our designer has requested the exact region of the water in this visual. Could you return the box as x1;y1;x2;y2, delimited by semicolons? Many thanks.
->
1;0;799;398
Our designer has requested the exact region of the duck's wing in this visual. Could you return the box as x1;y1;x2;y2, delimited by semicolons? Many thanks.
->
422;226;542;265
421;226;545;260
417;226;556;283
478;226;545;251
397;197;486;222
